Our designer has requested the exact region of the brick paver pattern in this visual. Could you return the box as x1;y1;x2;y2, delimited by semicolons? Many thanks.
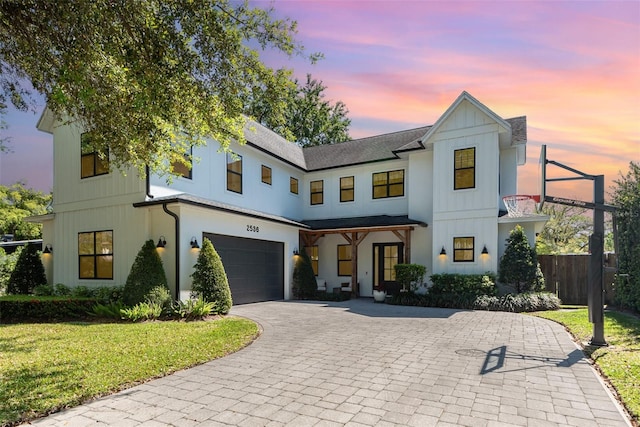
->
29;300;631;426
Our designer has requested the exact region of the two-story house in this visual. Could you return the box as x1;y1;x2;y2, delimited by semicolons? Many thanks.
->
32;91;547;304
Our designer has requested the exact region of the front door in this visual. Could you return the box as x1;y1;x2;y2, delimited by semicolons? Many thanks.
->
373;242;404;295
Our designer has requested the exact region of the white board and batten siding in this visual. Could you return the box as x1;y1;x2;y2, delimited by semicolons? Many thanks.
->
430;100;503;274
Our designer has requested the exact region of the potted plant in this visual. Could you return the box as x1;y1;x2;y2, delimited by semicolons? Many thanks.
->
372;284;386;303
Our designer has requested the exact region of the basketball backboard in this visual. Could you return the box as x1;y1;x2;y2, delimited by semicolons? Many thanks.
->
537;144;547;211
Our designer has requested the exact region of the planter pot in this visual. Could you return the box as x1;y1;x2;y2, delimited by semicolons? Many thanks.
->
373;290;387;303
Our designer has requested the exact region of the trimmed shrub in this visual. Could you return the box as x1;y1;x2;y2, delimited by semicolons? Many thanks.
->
425;273;497;309
93;285;124;304
71;286;95;298
191;238;233;314
33;284;55;296
474;292;561;312
146;285;172;314
0;295;97;321
394;264;427;292
499;225;542;293
123;240;169;306
54;283;71;296
292;248;317;299
7;243;47;295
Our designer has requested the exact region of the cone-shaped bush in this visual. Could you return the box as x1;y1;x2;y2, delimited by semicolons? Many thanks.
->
499;225;539;293
123;240;169;306
191;238;232;314
7;243;47;294
292;248;317;299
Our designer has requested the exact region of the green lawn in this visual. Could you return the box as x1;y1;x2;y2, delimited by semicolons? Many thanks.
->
533;308;639;423
0;317;259;426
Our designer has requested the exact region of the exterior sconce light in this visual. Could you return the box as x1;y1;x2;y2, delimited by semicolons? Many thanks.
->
439;246;446;256
190;236;200;249
43;244;53;254
293;248;299;256
156;236;166;248
481;245;489;255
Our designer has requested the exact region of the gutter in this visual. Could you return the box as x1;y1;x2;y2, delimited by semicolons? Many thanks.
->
145;166;154;200
162;203;180;301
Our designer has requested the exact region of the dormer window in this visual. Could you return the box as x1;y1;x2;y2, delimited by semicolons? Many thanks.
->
80;133;109;179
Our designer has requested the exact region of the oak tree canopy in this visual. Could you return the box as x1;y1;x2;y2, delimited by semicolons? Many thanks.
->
0;0;319;176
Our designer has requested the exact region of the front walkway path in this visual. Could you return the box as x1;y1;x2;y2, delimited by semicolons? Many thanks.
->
30;300;631;426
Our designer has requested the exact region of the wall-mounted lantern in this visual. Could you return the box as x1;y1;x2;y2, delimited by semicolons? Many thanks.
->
156;236;167;248
439;246;446;256
190;236;200;249
481;245;489;255
293;247;299;256
43;244;53;254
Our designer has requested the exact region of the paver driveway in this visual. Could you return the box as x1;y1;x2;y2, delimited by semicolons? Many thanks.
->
30;300;631;426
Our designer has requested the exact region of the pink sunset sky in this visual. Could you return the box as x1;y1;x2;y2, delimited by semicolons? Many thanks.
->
1;0;638;203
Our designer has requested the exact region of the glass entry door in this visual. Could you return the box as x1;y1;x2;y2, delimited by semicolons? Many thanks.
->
373;243;404;295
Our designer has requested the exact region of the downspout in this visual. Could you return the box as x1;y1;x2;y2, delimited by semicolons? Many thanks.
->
162;203;180;301
145;166;154;199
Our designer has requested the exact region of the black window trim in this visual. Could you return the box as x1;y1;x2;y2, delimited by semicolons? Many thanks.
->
80;132;110;179
310;179;324;205
337;244;352;277
226;152;243;194
372;169;405;199
453;236;475;263
340;176;355;202
261;164;272;186
454;147;476;190
78;229;114;280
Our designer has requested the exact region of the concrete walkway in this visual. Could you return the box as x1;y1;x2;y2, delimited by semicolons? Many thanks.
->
30;300;631;426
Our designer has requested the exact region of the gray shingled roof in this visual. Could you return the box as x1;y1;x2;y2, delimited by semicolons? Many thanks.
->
242;116;526;172
243;119;307;170
133;193;308;228
302;215;427;230
303;126;432;171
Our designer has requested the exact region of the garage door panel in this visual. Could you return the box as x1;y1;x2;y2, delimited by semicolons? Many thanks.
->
203;233;284;305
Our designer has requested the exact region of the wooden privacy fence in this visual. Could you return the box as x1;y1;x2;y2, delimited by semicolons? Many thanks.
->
538;254;617;305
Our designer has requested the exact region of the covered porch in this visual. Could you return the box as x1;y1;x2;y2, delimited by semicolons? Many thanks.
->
299;215;427;297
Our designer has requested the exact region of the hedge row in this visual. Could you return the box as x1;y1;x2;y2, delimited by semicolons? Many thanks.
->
0;296;97;321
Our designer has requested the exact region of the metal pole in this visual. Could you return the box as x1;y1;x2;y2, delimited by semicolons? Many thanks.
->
588;175;606;346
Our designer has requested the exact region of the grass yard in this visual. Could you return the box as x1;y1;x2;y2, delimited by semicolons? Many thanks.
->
0;317;259;426
533;308;640;424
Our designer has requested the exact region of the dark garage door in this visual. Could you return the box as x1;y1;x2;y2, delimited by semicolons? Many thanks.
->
203;233;284;305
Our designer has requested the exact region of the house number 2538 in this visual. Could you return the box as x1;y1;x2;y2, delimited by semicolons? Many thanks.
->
247;225;259;233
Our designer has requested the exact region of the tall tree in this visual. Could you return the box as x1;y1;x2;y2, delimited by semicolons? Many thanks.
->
0;1;317;176
245;73;351;147
0;183;51;240
610;161;640;313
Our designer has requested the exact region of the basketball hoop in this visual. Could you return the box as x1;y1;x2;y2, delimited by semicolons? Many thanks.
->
503;195;541;217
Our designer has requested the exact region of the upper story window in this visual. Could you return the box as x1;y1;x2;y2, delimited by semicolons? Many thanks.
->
78;230;113;279
337;244;352;276
372;170;404;199
305;245;319;276
81;133;109;179
226;152;242;194
453;237;474;262
261;165;272;185
171;147;192;179
340;176;354;202
290;177;299;194
454;147;475;190
310;180;324;205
